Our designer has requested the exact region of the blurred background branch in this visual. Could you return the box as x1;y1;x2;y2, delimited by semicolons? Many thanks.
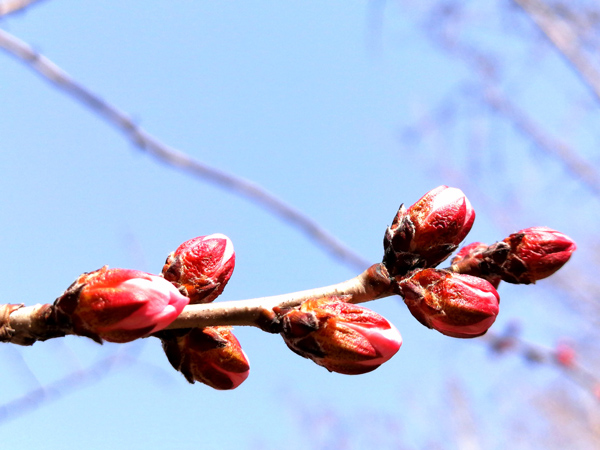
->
0;0;46;17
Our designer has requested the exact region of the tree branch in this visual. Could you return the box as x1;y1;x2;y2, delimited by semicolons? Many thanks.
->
482;86;600;197
0;0;46;17
0;28;370;272
513;0;600;104
1;264;393;345
484;329;600;402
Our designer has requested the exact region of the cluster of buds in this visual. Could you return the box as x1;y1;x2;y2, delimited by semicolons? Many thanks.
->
53;234;249;390
384;186;576;339
158;234;248;389
277;297;402;374
45;185;576;389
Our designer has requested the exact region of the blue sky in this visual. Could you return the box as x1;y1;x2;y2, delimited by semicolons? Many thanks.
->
1;1;598;448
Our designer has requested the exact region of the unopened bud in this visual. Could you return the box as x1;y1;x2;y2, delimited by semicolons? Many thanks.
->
451;242;502;288
162;234;235;304
279;297;402;375
396;268;499;338
54;266;189;343
161;326;250;390
500;227;576;284
383;186;475;274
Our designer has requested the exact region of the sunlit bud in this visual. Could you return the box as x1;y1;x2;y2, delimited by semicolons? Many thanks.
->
54;266;189;343
451;242;502;288
278;297;402;375
500;227;576;284
383;186;475;274
396;268;499;338
162;234;235;304
161;326;250;390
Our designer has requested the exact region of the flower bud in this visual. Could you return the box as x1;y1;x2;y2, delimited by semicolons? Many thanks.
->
500;227;576;284
54;266;189;343
451;242;502;288
452;242;489;263
162;234;235;304
383;186;475;274
279;297;402;375
161;326;250;390
396;268;499;338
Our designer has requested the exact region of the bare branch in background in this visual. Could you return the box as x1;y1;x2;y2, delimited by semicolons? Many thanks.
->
0;343;163;425
482;86;600;198
447;381;483;450
0;28;370;272
0;0;45;17
484;327;600;402
425;12;600;200
513;0;600;103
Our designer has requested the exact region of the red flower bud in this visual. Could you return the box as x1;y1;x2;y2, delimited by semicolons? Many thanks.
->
161;326;250;390
54;266;189;343
383;186;475;274
162;234;235;304
500;227;576;284
452;242;488;263
451;242;502;288
279;297;402;375
396;268;499;338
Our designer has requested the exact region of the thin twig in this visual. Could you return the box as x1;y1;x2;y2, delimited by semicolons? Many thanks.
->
483;330;600;402
0;28;370;272
482;86;600;197
427;18;600;199
0;344;144;424
0;0;45;16
2;264;393;344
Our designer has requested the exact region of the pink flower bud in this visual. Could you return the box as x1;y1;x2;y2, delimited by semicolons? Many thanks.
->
54;266;189;343
500;227;576;284
162;234;235;304
279;297;402;375
554;341;576;368
161;326;250;390
383;186;475;273
451;242;502;288
452;242;488;263
396;268;499;338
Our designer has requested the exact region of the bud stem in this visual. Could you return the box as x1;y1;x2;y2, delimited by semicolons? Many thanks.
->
0;264;394;345
166;264;393;330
